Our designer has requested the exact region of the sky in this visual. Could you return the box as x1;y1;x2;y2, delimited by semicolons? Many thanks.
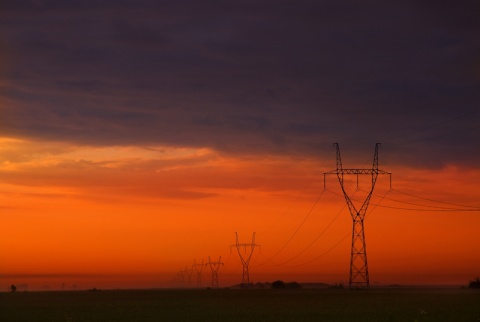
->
1;0;479;290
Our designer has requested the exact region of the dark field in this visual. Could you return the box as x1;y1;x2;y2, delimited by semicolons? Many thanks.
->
1;288;479;322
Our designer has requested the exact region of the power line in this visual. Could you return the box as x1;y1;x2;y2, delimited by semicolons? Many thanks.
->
282;232;350;267
259;159;327;236
281;188;392;268
392;189;480;209
372;204;480;212
267;190;351;266
359;188;477;211
328;188;480;212
278;204;346;265
262;189;326;263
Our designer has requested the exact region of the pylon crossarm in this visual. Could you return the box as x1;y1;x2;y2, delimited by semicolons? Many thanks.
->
325;169;391;175
324;169;390;191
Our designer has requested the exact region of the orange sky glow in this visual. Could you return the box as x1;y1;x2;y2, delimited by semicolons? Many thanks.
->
2;0;480;292
1;137;479;290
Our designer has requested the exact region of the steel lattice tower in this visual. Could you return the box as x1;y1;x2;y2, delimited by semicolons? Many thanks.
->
177;268;186;288
193;258;204;288
184;266;193;288
231;232;259;284
206;256;224;288
324;143;391;288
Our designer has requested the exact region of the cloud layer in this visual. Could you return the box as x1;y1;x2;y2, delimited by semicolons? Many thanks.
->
1;0;479;167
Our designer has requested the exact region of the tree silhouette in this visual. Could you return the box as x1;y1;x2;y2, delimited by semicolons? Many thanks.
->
469;277;480;289
10;284;17;293
286;282;302;289
271;280;286;289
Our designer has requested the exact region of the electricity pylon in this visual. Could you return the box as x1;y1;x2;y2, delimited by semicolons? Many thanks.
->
177;269;186;288
231;232;259;284
206;256;224;288
324;143;391;288
193;258;204;288
184;266;194;288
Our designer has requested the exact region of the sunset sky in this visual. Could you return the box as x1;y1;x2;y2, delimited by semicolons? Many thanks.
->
1;0;479;290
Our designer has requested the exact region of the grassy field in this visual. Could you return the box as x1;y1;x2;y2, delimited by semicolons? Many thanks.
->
1;287;479;322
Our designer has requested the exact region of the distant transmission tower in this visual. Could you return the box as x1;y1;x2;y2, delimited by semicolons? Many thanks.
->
193;258;204;288
206;256;224;288
324;143;391;288
184;266;194;288
231;232;259;284
177;269;186;288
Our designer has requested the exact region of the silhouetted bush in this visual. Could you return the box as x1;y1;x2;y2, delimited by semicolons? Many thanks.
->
271;280;286;289
329;283;344;289
286;282;302;289
271;280;302;289
239;283;253;289
468;277;480;289
255;282;266;289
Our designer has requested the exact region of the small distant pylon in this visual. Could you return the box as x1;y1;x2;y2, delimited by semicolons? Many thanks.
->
206;256;224;288
184;266;194;288
193;258;204;288
177;269;186;288
231;232;260;284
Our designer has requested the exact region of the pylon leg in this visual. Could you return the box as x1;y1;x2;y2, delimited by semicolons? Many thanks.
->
197;273;202;288
212;272;218;287
242;265;249;284
349;217;369;288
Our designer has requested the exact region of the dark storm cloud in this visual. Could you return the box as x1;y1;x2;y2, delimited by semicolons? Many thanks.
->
0;0;479;168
